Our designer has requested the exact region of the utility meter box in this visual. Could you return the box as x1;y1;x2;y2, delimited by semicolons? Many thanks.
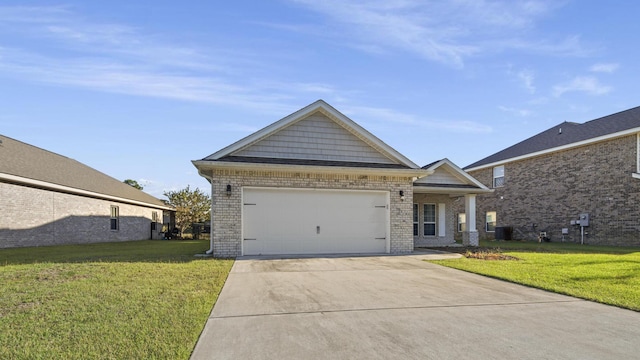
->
579;213;590;227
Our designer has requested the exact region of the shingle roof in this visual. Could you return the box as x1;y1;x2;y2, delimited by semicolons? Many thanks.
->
465;106;640;169
0;134;170;209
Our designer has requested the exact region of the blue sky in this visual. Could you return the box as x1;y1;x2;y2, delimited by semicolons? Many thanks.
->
2;1;638;198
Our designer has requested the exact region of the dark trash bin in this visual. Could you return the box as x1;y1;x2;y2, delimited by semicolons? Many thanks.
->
495;226;513;240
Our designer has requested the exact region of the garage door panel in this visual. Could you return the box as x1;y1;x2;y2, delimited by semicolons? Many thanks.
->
243;188;388;255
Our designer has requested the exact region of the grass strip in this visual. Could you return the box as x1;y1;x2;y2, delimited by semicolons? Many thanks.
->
0;240;234;360
430;241;640;311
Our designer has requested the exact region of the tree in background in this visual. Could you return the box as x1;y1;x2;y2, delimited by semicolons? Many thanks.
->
163;185;211;236
123;179;143;190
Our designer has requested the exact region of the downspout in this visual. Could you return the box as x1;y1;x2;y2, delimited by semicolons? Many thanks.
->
205;176;214;255
194;167;214;255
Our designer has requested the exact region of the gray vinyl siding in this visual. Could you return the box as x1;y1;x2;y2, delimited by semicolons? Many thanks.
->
233;113;396;164
415;167;467;185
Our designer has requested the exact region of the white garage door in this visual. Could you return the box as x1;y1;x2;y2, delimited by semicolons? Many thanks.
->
242;188;389;255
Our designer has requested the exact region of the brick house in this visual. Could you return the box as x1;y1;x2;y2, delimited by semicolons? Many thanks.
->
193;100;490;257
0;135;174;248
462;106;640;246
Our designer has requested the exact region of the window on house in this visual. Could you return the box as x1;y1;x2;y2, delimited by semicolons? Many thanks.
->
151;211;158;231
486;211;496;232
458;213;466;232
636;133;640;175
423;204;436;236
493;165;505;188
110;206;119;231
413;203;419;236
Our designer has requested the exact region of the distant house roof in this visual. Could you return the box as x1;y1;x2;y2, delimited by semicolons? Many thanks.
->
0;134;172;210
465;106;640;170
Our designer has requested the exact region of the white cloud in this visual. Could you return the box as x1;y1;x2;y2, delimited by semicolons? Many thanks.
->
552;76;612;97
343;105;492;133
498;105;532;117
497;34;595;58
589;63;619;73
517;69;536;93
286;0;584;67
0;6;323;115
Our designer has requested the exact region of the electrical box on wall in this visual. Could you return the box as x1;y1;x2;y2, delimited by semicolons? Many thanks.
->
579;213;590;227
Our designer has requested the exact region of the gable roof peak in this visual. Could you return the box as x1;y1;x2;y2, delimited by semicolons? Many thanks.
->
201;100;421;169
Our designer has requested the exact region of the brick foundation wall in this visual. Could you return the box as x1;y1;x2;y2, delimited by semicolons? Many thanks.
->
463;135;640;246
0;182;164;248
208;168;415;257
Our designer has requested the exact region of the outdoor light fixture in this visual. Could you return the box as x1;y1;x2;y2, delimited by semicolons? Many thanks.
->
226;184;232;196
399;190;405;201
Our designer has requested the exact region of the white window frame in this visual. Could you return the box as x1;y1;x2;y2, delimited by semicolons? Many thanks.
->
458;213;466;232
423;203;436;237
152;211;159;231
413;203;419;237
493;165;505;188
637;133;640;173
110;206;119;231
486;211;496;232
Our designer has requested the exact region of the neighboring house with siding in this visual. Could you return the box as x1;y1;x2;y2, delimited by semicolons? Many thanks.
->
193;100;490;257
0;134;174;248
462;106;640;246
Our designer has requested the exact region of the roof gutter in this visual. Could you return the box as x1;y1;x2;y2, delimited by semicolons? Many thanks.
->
192;160;431;179
466;127;640;172
413;185;494;195
0;172;174;211
195;170;215;256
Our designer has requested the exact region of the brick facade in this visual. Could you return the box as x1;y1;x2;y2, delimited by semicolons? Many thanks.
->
0;182;165;248
412;193;456;247
207;168;415;257
462;134;640;245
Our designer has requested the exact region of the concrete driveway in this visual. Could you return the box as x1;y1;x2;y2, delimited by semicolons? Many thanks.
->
191;251;640;360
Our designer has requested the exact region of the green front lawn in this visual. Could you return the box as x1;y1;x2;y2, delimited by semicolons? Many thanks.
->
430;240;640;311
0;240;234;360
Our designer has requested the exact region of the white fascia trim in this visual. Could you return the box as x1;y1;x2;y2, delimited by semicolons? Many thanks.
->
203;100;421;169
192;160;430;178
423;158;491;191
0;172;174;211
204;102;319;160
466;128;640;172
318;104;421;168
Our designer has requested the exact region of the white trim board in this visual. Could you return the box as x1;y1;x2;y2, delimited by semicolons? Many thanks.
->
0;172;173;211
466;128;640;172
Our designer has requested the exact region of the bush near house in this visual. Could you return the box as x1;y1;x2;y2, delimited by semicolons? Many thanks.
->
0;240;233;360
430;240;640;311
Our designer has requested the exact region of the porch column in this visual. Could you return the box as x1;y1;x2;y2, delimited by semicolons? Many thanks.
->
463;194;479;246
